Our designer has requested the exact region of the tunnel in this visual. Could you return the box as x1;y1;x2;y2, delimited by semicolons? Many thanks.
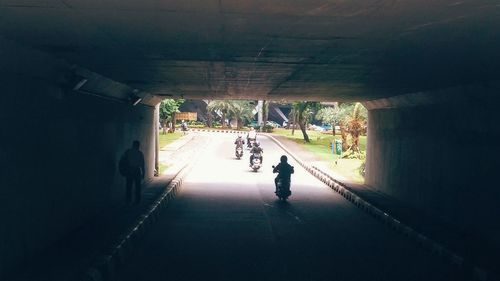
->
1;1;500;280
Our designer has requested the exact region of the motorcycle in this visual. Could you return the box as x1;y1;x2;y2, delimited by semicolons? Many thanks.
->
272;165;292;200
250;152;262;172
235;145;243;159
276;178;291;200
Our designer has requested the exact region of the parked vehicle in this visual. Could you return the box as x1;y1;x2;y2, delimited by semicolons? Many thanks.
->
266;121;281;128
322;124;332;130
309;124;326;132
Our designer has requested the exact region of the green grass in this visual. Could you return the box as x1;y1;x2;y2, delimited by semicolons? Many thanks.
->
158;132;184;174
272;128;366;183
158;162;169;175
159;131;184;148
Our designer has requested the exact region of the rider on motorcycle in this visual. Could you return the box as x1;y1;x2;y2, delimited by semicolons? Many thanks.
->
247;127;257;148
234;135;245;147
249;141;263;166
272;155;294;193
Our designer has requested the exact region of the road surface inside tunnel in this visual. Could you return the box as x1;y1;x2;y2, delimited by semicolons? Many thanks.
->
116;132;460;281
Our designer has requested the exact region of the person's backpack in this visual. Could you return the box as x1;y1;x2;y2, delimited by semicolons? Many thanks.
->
118;153;129;176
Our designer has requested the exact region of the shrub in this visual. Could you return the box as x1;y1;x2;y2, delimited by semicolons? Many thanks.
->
359;161;366;177
262;124;274;132
188;120;205;126
342;149;366;160
189;124;205;128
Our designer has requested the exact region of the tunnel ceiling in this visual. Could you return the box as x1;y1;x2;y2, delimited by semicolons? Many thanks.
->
1;0;499;101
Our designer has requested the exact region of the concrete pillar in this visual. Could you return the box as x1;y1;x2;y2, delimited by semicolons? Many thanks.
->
363;84;500;249
154;103;160;176
257;100;263;126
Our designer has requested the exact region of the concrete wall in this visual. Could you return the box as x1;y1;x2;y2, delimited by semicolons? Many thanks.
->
0;41;156;277
364;84;500;249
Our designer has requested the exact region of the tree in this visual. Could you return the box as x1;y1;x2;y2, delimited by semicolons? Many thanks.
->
261;100;269;131
316;105;339;136
292;101;321;143
207;100;232;128
289;106;298;135
336;103;355;151
205;100;214;128
323;102;367;153
227;100;254;130
346;103;367;152
159;99;184;133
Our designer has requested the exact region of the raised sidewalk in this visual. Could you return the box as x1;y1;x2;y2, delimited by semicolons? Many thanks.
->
270;133;499;281
6;133;203;281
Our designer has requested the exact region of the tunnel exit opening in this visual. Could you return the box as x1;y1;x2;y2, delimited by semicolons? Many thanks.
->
157;99;368;184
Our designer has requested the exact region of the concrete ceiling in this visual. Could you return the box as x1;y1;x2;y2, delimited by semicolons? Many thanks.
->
1;0;499;101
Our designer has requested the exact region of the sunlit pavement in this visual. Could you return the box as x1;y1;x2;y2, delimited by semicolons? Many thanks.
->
116;133;462;281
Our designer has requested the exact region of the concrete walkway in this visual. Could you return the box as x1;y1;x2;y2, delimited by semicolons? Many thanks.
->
6;133;203;281
158;132;195;174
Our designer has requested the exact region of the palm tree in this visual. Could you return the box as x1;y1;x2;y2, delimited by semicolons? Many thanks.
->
227;100;254;130
316;102;367;152
205;100;213;128
207;100;232;128
347;103;367;152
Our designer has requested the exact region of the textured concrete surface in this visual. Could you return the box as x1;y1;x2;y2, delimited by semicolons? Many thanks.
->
269;133;498;281
1;0;499;101
364;87;500;269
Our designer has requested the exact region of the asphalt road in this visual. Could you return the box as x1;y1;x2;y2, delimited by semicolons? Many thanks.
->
116;133;462;281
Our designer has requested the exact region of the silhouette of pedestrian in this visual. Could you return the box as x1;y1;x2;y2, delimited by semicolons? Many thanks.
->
120;140;145;205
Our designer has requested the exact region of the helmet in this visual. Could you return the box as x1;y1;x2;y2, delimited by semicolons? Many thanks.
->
280;155;288;162
254;141;260;147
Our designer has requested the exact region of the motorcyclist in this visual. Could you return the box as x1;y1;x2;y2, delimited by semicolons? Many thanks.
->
234;135;245;147
247;127;257;148
273;155;294;193
249;141;263;166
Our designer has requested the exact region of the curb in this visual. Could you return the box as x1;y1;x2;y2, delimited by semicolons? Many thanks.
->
189;129;240;134
81;141;206;281
160;133;195;151
82;169;188;281
263;133;493;281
